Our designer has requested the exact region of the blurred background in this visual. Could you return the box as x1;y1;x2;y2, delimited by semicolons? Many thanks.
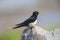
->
0;0;60;40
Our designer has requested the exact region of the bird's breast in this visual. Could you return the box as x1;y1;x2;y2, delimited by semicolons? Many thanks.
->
29;20;37;27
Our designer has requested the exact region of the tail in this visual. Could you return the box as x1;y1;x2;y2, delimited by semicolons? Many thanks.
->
13;23;23;29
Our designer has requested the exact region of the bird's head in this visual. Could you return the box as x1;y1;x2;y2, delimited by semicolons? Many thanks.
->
33;11;39;17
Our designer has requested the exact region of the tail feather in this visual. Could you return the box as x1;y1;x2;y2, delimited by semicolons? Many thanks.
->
13;23;23;29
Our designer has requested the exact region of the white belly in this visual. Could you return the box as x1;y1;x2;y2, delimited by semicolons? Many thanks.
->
29;20;37;27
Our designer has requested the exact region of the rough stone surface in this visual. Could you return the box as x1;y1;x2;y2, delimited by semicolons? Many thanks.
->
21;26;60;40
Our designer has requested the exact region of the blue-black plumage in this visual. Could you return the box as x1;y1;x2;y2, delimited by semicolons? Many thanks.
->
13;11;39;29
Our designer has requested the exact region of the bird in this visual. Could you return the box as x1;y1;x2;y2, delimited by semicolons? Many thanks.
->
13;11;39;29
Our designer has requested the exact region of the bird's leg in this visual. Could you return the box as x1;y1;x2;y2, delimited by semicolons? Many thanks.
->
28;26;34;33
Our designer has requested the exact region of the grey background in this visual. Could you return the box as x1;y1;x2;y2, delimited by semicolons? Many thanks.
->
0;0;60;34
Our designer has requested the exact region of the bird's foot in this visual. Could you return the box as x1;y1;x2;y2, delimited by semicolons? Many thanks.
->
28;26;34;29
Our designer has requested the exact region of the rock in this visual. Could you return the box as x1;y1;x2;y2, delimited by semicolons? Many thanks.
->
21;26;60;40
